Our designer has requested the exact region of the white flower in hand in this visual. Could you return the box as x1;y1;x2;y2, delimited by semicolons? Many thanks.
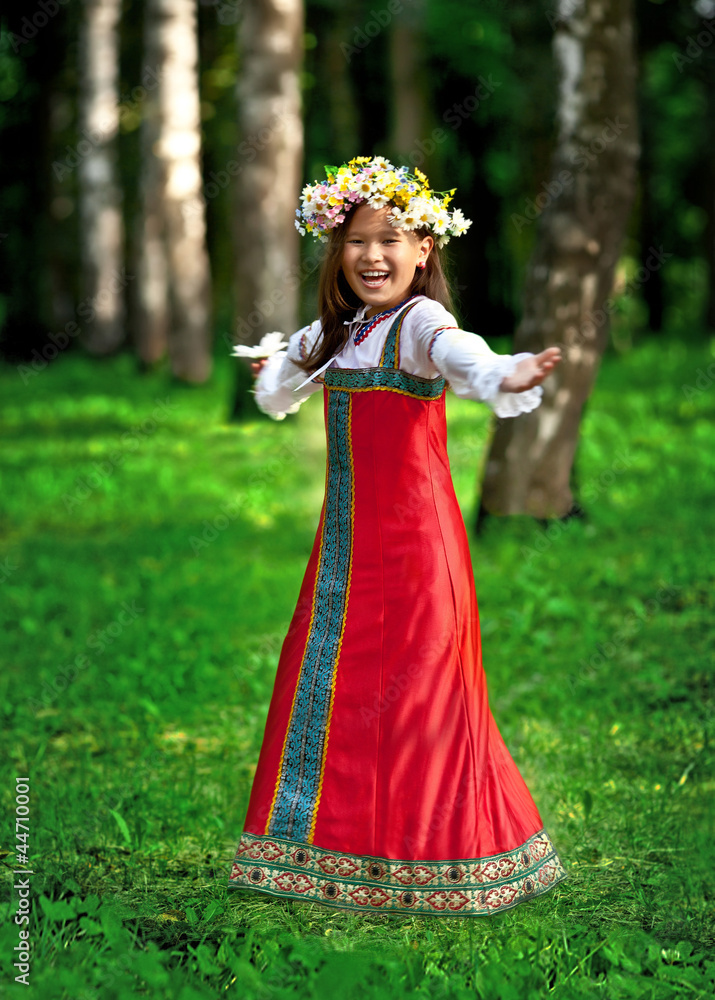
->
500;347;562;393
231;331;289;359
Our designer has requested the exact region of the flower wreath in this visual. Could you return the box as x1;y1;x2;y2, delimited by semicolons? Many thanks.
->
294;156;472;247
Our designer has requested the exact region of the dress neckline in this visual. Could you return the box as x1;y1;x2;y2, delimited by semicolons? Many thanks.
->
347;295;421;346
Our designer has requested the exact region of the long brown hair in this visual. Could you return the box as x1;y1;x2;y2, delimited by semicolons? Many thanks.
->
296;205;456;374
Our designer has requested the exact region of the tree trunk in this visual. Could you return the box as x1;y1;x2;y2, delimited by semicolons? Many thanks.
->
78;0;125;355
390;3;429;163
233;0;304;352
323;8;359;163
480;0;639;520
136;0;212;382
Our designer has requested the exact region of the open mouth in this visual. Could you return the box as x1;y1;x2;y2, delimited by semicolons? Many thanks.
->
359;271;390;289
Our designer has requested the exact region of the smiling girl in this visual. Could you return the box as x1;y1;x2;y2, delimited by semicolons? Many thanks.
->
229;157;566;917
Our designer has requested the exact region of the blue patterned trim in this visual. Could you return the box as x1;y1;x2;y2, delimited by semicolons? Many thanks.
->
267;390;354;841
379;301;418;368
322;367;445;400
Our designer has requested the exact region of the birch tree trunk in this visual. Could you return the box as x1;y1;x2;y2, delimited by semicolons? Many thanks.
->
136;64;168;367
136;0;212;382
233;0;304;351
480;0;639;519
78;0;125;355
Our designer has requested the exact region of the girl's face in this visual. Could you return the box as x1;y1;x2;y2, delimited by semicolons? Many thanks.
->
341;204;433;318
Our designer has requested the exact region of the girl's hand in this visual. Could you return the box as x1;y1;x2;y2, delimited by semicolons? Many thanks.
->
499;346;562;393
250;358;269;379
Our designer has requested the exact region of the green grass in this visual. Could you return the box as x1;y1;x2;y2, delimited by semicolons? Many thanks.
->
0;335;713;999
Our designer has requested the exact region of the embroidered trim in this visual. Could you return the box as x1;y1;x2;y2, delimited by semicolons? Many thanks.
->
299;333;307;361
352;295;419;346
229;829;568;916
379;301;419;368
266;391;355;841
323;367;445;400
428;326;459;362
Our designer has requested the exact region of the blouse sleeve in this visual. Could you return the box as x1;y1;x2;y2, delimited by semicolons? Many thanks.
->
253;323;323;420
409;302;544;418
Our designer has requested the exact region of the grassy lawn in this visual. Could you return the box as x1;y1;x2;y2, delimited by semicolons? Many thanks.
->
0;333;713;998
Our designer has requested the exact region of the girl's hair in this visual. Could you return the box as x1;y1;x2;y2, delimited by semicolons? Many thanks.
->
296;205;456;375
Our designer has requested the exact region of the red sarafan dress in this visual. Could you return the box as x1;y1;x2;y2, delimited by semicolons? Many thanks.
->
228;298;567;916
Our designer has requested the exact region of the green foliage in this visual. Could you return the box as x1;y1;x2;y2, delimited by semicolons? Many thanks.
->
1;336;714;997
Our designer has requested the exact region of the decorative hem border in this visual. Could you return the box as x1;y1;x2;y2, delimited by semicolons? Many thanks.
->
228;828;567;917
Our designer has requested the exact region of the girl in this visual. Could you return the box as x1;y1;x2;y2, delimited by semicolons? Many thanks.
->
229;157;566;916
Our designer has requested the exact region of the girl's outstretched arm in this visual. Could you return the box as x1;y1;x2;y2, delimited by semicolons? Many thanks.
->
407;299;559;419
498;347;562;393
245;325;323;419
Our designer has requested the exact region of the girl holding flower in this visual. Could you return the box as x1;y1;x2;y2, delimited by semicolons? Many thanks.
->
229;157;565;917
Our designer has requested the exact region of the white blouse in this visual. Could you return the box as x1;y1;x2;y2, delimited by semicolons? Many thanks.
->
253;295;543;420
